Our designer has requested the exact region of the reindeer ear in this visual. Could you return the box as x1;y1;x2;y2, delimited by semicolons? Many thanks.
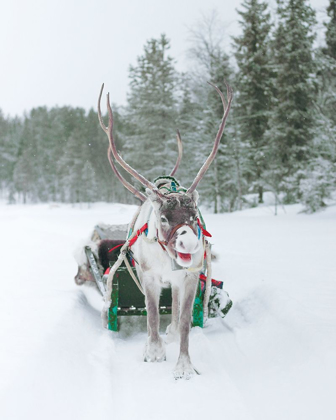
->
146;188;164;208
188;190;199;204
145;188;155;199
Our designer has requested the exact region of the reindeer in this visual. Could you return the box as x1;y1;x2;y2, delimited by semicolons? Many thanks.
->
98;81;232;379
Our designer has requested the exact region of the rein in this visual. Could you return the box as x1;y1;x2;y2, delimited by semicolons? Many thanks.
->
102;195;214;325
127;217;209;275
157;222;198;248
127;176;212;257
128;218;210;251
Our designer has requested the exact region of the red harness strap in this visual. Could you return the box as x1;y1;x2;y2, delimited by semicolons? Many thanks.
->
197;218;212;237
156;222;197;249
199;274;223;289
108;243;124;253
126;220;212;250
128;223;148;247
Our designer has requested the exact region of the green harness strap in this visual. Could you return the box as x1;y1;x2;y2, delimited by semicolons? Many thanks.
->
153;175;208;230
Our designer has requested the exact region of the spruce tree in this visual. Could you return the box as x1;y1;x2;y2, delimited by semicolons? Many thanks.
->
58;130;82;203
125;34;179;183
233;0;272;204
324;0;336;59
0;111;22;199
81;160;98;207
187;13;244;212
266;0;316;202
200;57;237;212
175;74;202;187
319;0;336;148
13;118;37;203
300;0;336;212
319;0;336;126
3;104;130;204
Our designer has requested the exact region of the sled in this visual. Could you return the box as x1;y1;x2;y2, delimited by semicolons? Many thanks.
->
74;223;232;331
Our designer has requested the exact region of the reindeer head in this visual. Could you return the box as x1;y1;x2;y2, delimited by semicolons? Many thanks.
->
98;80;233;266
146;180;200;267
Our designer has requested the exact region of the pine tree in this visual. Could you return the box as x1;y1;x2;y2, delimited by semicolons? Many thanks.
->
0;111;22;199
324;0;336;59
28;107;60;201
13;118;37;203
299;0;336;212
200;60;237;213
319;0;336;151
81;160;98;207
266;0;316;202
175;74;202;187
3;104;131;204
319;0;336;126
125;34;179;184
233;0;273;203
57;129;85;203
186;12;244;212
0;110;11;190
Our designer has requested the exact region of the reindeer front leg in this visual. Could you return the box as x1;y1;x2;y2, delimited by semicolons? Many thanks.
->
165;285;180;343
143;275;166;362
173;272;199;379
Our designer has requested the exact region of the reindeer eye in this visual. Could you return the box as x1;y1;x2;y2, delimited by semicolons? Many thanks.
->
160;216;168;224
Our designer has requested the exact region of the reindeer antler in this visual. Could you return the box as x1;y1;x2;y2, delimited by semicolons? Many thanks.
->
98;84;146;201
107;148;147;202
170;130;183;177
98;84;167;199
187;81;233;194
98;81;231;198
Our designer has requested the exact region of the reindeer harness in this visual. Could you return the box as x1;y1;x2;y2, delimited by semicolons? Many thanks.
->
103;177;214;320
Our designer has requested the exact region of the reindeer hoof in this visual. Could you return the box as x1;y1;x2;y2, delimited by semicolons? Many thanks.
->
173;367;195;380
173;356;199;380
143;337;166;363
144;355;166;363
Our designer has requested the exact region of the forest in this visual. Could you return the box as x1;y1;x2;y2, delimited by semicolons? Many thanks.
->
0;0;335;213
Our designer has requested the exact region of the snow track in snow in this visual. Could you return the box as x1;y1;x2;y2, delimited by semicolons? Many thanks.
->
0;202;335;420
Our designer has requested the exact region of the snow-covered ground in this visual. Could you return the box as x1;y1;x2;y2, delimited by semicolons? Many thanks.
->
0;201;335;420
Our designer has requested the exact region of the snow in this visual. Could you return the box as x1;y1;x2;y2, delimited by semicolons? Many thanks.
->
0;200;335;420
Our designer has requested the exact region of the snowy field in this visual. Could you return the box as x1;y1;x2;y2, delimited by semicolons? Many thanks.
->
0;200;335;420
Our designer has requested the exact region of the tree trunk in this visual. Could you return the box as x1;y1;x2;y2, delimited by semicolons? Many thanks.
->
258;185;263;204
235;148;243;211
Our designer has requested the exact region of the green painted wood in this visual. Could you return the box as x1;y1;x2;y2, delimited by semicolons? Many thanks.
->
108;272;119;331
192;281;203;328
106;263;209;330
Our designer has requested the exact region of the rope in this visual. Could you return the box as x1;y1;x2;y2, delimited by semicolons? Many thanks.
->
102;223;146;326
101;241;129;327
123;255;144;294
203;242;212;321
102;193;213;326
103;242;128;311
127;205;142;238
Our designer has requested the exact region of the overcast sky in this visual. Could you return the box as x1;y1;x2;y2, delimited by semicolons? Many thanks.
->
0;0;329;117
